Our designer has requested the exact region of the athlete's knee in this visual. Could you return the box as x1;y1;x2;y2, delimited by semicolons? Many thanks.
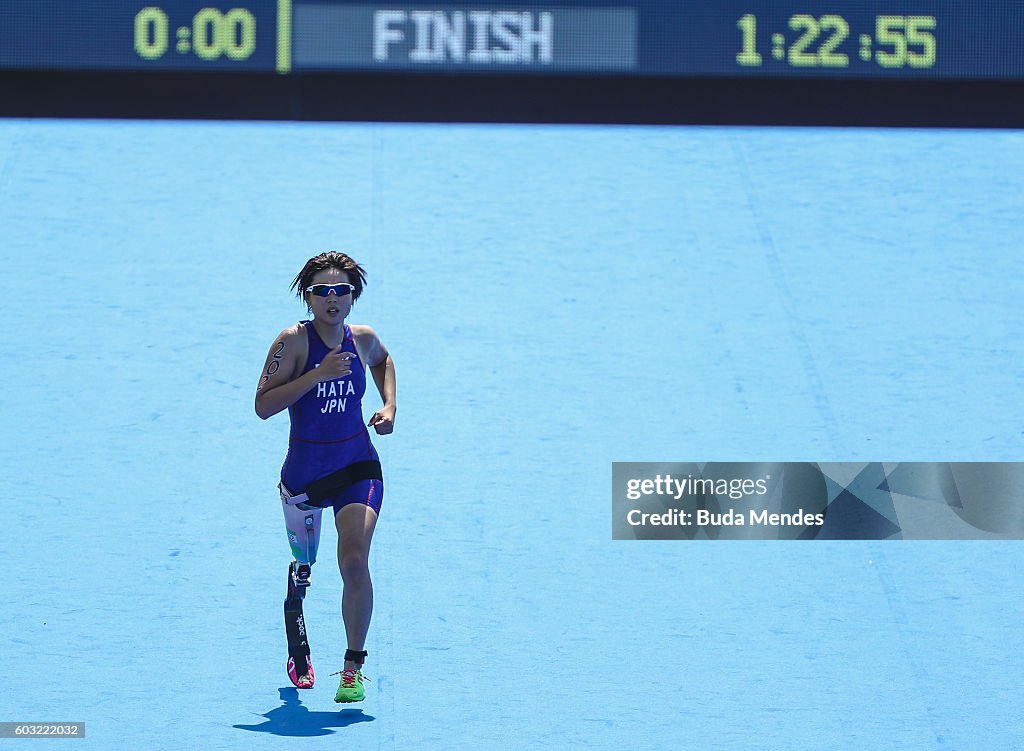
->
338;551;371;585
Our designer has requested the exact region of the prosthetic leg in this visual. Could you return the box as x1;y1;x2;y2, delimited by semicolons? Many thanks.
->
284;560;314;688
281;482;323;689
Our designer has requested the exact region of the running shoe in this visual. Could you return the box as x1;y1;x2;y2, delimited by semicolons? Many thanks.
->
333;668;367;703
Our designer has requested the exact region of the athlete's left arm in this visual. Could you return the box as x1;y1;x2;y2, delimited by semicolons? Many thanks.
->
354;325;396;435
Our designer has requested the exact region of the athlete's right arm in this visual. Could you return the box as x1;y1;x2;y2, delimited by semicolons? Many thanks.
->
255;327;320;420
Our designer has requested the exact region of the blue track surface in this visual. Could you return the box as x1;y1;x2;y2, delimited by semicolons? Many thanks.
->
1;121;1022;750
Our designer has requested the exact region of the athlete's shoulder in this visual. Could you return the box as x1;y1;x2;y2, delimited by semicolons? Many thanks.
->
276;322;307;341
348;323;377;339
269;323;308;365
349;324;388;366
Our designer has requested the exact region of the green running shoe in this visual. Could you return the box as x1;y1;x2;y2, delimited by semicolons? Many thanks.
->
334;668;367;703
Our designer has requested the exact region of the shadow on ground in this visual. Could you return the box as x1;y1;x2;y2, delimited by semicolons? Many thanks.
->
234;687;375;737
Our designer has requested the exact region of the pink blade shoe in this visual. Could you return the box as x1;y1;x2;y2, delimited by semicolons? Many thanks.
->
287;656;315;689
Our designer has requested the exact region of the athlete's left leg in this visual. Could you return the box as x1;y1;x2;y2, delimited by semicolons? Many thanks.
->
335;496;379;671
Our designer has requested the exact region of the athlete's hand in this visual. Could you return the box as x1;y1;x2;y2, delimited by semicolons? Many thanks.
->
368;404;396;435
316;345;356;382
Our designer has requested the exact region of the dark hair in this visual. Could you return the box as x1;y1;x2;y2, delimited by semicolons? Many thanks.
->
290;251;368;310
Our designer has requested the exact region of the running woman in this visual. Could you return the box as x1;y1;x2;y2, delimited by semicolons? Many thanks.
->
255;251;396;703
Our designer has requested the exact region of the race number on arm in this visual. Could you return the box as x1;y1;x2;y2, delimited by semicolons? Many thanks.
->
255;326;305;420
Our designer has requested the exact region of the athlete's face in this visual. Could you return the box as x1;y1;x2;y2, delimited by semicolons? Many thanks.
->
305;268;354;324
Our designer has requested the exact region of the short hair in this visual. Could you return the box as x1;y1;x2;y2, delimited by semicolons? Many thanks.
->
290;251;368;310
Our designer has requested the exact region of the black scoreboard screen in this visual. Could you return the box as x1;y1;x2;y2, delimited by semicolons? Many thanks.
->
2;1;1022;124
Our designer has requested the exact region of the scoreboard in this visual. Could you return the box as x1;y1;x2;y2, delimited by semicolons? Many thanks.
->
2;0;1023;80
3;1;1022;125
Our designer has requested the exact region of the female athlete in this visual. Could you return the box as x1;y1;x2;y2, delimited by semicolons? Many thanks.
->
255;251;396;703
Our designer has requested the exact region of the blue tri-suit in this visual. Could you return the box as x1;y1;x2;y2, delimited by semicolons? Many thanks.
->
280;321;383;564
